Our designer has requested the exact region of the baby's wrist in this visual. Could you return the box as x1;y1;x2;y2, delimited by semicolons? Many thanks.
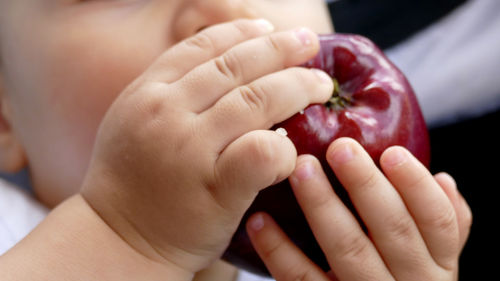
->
1;193;194;280
80;173;221;276
30;194;194;280
71;194;195;280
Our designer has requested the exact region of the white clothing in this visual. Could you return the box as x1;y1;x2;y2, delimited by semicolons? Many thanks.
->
0;178;48;255
236;270;275;281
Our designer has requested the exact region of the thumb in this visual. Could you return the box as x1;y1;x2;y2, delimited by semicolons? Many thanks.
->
213;129;297;213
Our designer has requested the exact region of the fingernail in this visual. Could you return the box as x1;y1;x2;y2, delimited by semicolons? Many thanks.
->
249;213;265;231
331;143;354;164
294;161;315;181
384;147;408;167
311;68;332;84
294;27;315;46
253;18;274;33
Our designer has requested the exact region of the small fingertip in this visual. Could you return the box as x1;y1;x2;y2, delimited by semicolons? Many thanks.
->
253;18;275;33
433;172;460;215
310;68;333;84
247;213;266;232
435;172;457;191
327;138;356;165
380;146;409;168
293;27;316;47
291;155;318;183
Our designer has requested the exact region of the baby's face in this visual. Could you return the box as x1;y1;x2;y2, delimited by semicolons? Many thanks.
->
0;0;332;207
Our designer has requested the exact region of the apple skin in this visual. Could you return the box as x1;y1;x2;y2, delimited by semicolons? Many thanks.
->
222;33;430;276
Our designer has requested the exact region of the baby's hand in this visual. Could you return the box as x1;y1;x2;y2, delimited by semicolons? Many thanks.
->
247;138;472;281
80;19;333;275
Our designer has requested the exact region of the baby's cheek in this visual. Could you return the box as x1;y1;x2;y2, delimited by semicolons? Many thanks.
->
1;1;166;207
20;43;150;207
26;120;94;207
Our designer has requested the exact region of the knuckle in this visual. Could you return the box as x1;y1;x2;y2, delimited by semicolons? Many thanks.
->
333;231;371;262
214;51;243;81
184;32;215;52
291;67;315;85
352;169;379;191
238;83;269;113
125;82;168;119
286;68;315;90
285;266;319;281
390;161;434;190
232;19;259;37
423;207;457;235
122;75;151;97
265;33;282;54
259;233;285;261
291;68;332;103
308;190;334;215
249;133;278;165
384;214;415;242
408;173;429;189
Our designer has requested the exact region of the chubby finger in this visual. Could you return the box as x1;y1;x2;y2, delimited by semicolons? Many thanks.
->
199;67;332;152
173;28;321;112
246;212;331;281
211;130;296;213
433;173;458;206
145;19;275;83
380;147;460;271
289;154;393;281
327;138;434;280
433;173;472;251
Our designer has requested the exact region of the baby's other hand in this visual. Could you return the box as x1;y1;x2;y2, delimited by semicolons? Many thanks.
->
247;138;472;281
80;19;333;275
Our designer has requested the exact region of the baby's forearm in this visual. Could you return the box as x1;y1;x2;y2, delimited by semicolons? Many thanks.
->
0;195;192;281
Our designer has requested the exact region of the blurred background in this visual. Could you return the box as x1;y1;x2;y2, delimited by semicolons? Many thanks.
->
327;0;500;280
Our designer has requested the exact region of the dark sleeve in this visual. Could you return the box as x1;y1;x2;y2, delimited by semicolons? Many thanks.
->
328;0;468;49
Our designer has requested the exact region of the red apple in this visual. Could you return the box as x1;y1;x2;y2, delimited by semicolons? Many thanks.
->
223;33;430;276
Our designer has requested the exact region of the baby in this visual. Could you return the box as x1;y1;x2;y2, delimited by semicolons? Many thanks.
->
0;1;471;280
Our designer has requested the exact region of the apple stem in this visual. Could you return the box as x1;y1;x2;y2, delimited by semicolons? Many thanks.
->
326;78;351;110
